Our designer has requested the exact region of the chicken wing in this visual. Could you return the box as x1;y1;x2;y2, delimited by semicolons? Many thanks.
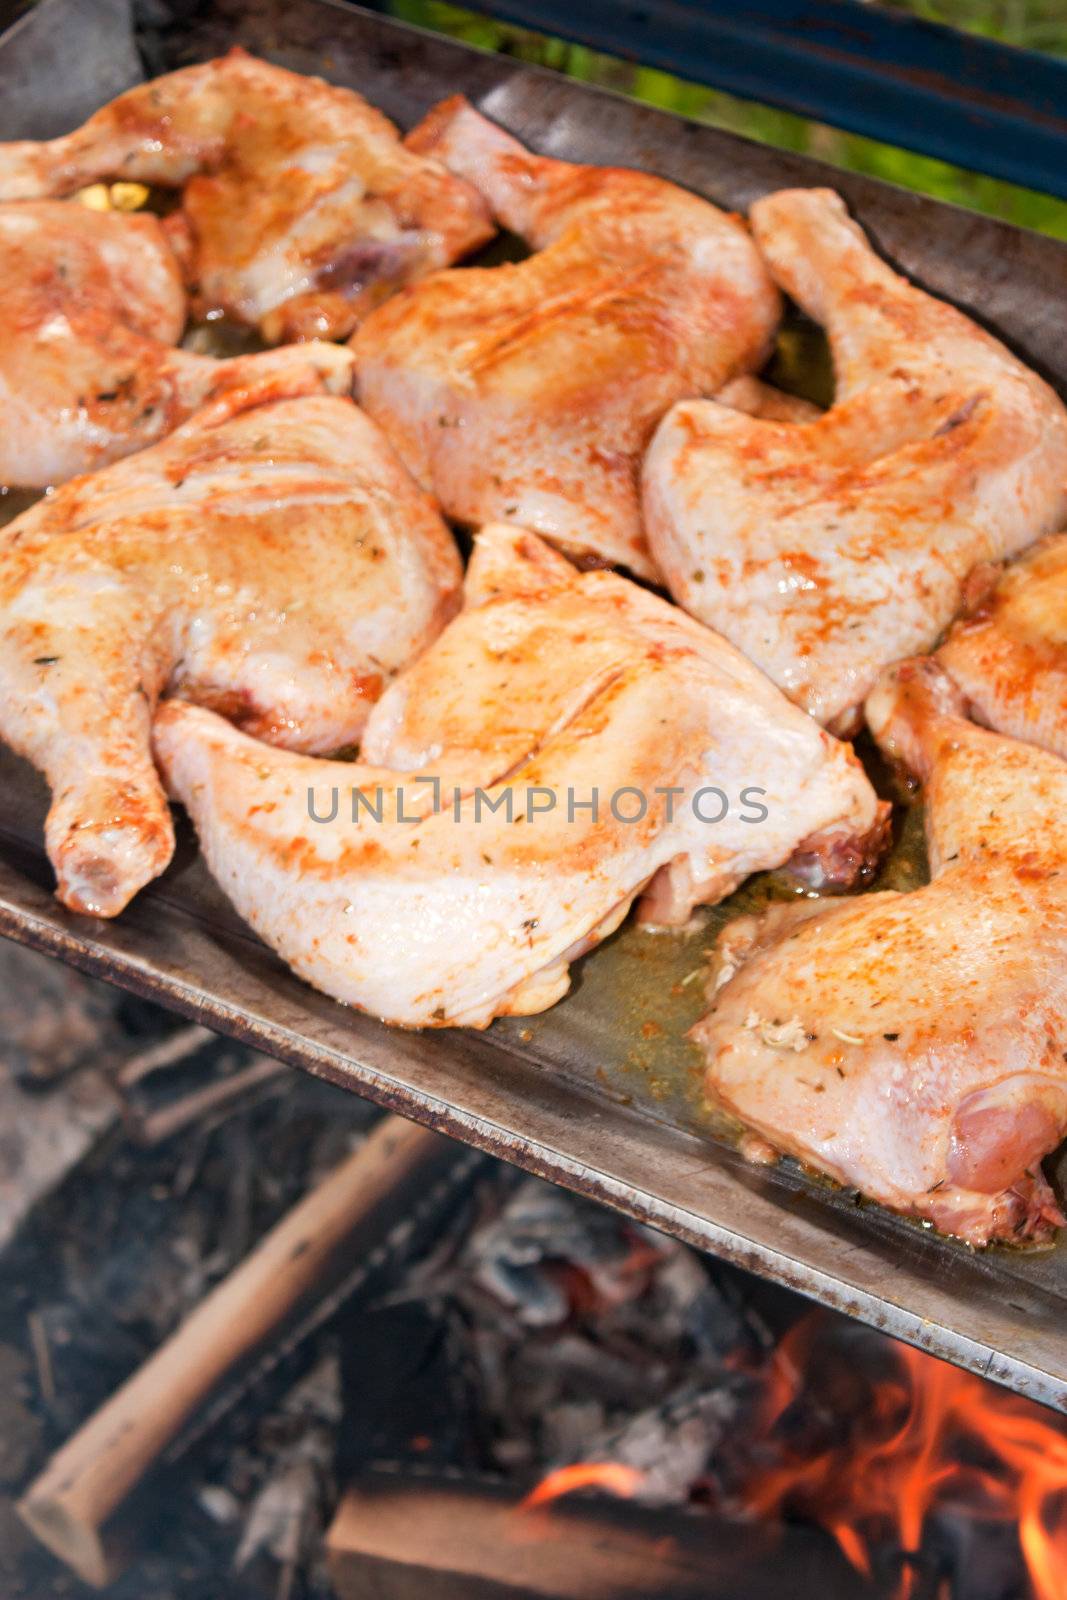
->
353;97;780;578
0;198;367;486
0;49;494;342
696;656;1067;1246
938;534;1067;761
153;524;886;1029
644;188;1067;729
0;386;461;917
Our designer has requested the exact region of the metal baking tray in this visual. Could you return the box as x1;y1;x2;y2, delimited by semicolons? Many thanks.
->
4;0;1067;1410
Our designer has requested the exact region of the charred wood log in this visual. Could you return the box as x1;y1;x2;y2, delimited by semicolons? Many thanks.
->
17;1116;470;1586
326;1472;882;1600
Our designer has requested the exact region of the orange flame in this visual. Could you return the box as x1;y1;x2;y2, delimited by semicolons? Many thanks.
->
520;1462;645;1511
743;1315;1067;1600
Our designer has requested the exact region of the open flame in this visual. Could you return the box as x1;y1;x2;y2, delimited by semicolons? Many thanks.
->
743;1314;1067;1600
520;1463;645;1511
518;1314;1067;1595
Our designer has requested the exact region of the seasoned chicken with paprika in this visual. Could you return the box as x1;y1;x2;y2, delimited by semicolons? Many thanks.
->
154;526;887;1028
354;96;780;577
644;188;1067;730
938;534;1067;763
0;198;356;486
0;50;494;341
697;657;1067;1246
0;384;460;916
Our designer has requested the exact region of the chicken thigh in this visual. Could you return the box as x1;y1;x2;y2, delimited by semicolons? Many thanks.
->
154;524;887;1029
0;386;461;917
696;656;1067;1246
644;188;1067;729
0;198;365;486
938;534;1067;761
0;49;494;342
353;97;780;578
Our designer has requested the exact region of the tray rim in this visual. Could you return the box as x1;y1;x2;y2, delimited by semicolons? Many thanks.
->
2;0;1067;1412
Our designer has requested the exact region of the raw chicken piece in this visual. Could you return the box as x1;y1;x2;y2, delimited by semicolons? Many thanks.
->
696;656;1067;1246
353;97;780;578
644;188;1067;730
153;525;887;1029
0;49;493;342
0;198;364;486
938;534;1067;761
715;375;822;425
0;388;461;918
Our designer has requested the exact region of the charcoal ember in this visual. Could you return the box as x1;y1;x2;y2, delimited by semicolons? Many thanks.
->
521;1332;667;1408
540;1398;607;1464
654;1249;743;1354
397;1171;754;1504
467;1178;668;1326
590;1387;745;1507
337;1296;484;1475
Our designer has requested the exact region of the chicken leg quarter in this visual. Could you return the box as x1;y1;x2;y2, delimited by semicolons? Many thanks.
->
0;387;461;917
0;49;494;342
937;534;1067;762
353;97;780;578
154;525;887;1029
0;198;357;486
644;188;1067;729
696;657;1067;1246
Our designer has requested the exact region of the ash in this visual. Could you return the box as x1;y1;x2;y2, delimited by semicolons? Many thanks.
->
369;1172;774;1502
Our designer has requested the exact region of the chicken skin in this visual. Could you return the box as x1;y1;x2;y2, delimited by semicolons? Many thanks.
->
0;197;369;486
644;188;1067;729
938;534;1067;762
696;657;1067;1247
0;49;494;342
353;97;780;578
0;385;461;918
154;525;886;1029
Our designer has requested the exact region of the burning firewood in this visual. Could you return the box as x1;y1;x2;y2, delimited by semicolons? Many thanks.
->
16;1114;464;1587
325;1471;874;1599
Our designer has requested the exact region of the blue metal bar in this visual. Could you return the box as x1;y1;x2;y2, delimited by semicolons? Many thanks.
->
449;0;1067;199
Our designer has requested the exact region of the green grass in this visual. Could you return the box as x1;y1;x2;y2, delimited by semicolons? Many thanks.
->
386;0;1067;239
884;0;1067;54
